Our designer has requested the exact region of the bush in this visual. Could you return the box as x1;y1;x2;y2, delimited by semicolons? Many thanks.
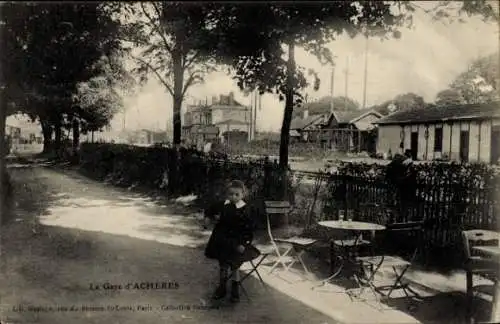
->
78;143;294;224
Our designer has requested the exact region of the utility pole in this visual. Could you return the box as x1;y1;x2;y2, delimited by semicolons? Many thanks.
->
330;65;335;113
362;33;369;109
344;56;350;109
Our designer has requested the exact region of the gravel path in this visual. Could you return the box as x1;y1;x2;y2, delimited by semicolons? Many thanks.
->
0;160;337;324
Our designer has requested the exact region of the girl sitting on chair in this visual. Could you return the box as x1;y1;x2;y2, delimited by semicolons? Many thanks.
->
204;180;260;303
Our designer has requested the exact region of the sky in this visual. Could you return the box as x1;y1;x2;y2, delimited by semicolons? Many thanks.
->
113;5;499;133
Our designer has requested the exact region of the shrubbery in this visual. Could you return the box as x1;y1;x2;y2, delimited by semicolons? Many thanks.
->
77;142;499;265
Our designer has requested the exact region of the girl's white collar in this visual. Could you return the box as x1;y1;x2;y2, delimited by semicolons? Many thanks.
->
224;200;246;209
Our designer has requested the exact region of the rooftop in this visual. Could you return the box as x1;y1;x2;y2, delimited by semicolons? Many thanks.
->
333;109;382;124
376;101;500;125
290;114;326;130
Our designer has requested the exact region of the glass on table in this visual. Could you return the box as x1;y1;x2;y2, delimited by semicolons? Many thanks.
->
338;210;345;222
347;210;354;222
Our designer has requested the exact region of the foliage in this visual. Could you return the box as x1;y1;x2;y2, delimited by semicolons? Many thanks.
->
0;3;126;149
435;88;466;107
449;52;499;104
206;2;411;98
73;142;499;265
112;2;219;144
434;52;499;107
369;92;427;115
78;143;291;226
75;75;123;133
201;2;416;168
292;96;360;118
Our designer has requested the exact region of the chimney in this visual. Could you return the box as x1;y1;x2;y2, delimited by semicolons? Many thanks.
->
303;109;309;119
219;94;224;104
229;92;234;105
212;96;217;105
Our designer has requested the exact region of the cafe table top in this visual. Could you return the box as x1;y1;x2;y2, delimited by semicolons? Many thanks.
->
318;220;386;231
472;246;500;257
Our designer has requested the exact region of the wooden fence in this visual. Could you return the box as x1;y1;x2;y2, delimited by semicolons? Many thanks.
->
79;143;499;267
307;171;500;267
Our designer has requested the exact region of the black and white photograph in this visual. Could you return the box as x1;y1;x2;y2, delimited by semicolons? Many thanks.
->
1;1;499;323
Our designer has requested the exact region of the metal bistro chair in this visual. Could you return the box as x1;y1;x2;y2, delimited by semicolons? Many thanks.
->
226;245;271;302
264;201;318;279
356;221;424;300
461;229;499;322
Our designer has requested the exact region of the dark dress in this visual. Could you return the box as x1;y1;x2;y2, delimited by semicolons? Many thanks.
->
204;200;260;267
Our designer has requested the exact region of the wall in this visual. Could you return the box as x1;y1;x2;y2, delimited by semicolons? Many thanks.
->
376;125;402;156
222;108;249;123
211;109;224;124
378;119;495;162
219;123;250;134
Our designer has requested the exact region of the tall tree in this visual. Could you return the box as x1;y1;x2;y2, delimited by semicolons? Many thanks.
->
1;3;126;153
448;52;499;104
392;93;426;111
435;88;466;107
368;92;426;115
115;2;217;145
203;2;497;169
201;2;412;168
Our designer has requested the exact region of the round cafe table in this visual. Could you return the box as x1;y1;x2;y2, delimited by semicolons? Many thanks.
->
313;220;386;290
318;220;386;232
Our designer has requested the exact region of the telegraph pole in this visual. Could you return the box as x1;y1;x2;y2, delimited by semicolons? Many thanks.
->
344;56;350;108
330;66;335;113
362;33;369;109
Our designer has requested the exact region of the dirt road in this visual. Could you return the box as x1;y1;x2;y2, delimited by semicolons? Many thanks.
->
0;159;336;324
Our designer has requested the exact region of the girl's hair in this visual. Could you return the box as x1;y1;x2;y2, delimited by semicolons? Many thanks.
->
227;180;248;196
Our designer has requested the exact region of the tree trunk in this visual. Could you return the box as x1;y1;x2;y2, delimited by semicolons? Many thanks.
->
54;119;62;157
72;118;80;156
172;46;184;146
0;93;7;225
279;41;295;170
41;120;53;153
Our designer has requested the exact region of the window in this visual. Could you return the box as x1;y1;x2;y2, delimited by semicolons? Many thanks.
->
434;127;443;152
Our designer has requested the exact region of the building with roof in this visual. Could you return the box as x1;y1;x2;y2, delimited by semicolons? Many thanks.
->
182;92;251;145
5;114;43;145
289;108;382;153
375;101;500;163
289;110;329;142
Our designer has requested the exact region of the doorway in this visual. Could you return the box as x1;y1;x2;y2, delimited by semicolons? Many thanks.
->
410;132;418;160
460;131;469;162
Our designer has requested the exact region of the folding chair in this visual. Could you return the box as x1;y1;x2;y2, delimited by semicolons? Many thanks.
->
227;245;271;301
461;229;499;322
355;221;424;300
264;201;317;279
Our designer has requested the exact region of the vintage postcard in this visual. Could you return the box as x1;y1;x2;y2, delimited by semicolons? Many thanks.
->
1;1;499;324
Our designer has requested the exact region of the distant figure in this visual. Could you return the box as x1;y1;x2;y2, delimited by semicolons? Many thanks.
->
386;149;417;221
403;149;413;165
